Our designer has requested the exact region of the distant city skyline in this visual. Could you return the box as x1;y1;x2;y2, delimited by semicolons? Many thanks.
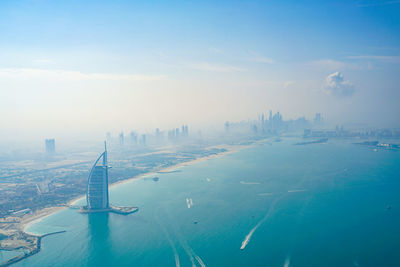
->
0;0;399;141
1;2;400;266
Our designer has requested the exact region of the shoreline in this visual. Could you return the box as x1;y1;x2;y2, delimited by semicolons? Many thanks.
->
1;139;268;266
20;206;66;235
23;142;253;233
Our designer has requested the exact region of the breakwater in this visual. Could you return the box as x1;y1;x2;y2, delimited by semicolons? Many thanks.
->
0;231;66;267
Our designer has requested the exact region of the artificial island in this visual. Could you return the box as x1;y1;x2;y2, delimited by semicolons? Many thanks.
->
0;143;137;267
78;142;138;215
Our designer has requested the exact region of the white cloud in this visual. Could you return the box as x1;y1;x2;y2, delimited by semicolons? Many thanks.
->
208;47;223;54
323;72;355;97
283;81;294;88
0;68;166;81
346;55;400;63
247;51;275;64
186;62;245;72
33;59;52;64
249;56;275;64
307;59;373;71
308;59;347;70
357;0;400;7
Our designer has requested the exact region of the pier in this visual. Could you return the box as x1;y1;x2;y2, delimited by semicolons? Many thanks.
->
78;143;139;216
78;206;139;215
0;231;66;267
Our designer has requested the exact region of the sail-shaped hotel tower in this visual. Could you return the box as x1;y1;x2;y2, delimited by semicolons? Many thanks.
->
80;142;138;214
86;142;110;210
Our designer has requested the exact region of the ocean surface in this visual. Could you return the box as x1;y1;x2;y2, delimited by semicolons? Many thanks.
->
18;139;400;266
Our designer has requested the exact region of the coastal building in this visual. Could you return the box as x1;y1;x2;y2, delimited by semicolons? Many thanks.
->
45;139;55;154
81;142;138;215
86;142;109;210
12;208;31;217
141;134;146;146
106;132;112;142
119;132;124;146
130;131;138;146
182;125;189;137
314;113;323;126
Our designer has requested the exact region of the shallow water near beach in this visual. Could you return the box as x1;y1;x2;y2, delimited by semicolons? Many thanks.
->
18;139;400;266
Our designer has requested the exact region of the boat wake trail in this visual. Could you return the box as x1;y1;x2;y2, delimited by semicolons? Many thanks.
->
283;255;291;267
240;227;258;250
163;207;206;267
154;207;181;267
241;169;311;251
159;226;181;267
287;189;307;193
176;231;205;267
174;254;181;267
186;198;194;208
194;255;206;267
240;197;281;250
240;181;261;185
258;192;274;196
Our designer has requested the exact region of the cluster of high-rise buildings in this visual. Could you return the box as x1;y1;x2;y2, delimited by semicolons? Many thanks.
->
106;131;147;147
86;142;109;210
168;125;189;141
304;126;400;139
45;138;55;154
105;125;190;148
225;111;321;136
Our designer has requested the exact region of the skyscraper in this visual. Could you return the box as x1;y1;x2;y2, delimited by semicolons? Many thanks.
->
45;139;55;154
141;134;146;146
181;125;189;137
314;113;323;126
119;132;124;146
225;121;230;133
86;142;109;210
130;131;137;146
81;142;138;215
106;132;112;142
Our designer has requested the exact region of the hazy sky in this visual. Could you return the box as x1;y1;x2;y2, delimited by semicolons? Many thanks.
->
1;0;399;140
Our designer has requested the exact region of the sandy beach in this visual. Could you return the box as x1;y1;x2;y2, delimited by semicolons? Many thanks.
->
67;143;250;206
21;141;259;233
0;139;267;266
21;206;66;234
18;144;231;229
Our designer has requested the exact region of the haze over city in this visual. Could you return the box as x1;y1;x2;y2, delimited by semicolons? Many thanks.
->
1;0;399;142
1;1;400;267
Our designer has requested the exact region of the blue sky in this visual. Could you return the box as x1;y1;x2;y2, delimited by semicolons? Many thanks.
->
0;0;399;139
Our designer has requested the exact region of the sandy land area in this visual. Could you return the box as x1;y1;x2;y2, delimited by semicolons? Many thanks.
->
1;140;268;266
68;144;247;206
21;206;66;234
21;141;261;232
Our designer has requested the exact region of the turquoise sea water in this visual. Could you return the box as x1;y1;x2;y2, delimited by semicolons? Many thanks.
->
0;250;23;263
18;139;400;266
